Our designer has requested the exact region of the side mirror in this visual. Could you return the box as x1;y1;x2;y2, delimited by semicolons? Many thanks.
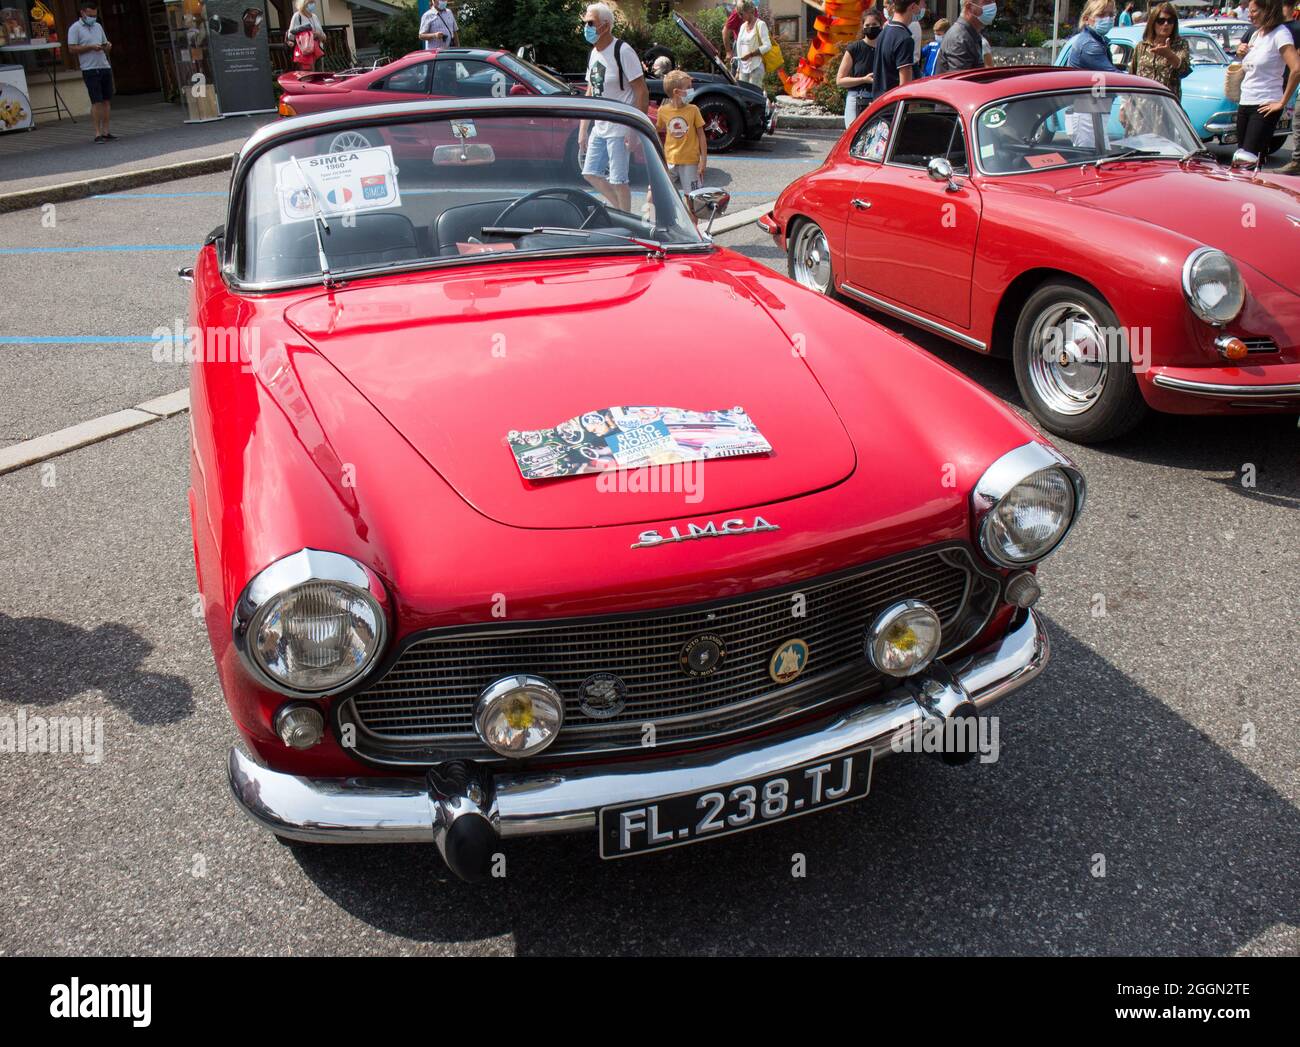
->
927;156;960;192
177;266;195;283
685;186;730;233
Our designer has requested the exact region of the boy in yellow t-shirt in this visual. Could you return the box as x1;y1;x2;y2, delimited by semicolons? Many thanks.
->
656;70;707;195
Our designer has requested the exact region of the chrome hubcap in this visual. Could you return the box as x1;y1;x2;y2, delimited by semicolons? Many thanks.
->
329;131;371;152
1027;301;1110;416
793;225;831;294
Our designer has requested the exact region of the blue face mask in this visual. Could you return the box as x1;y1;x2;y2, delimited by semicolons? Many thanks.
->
1094;15;1114;32
81;14;96;24
436;1;446;9
981;3;997;22
583;24;599;44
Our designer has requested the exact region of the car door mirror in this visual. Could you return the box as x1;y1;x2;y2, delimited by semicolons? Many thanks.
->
927;156;959;191
685;186;730;233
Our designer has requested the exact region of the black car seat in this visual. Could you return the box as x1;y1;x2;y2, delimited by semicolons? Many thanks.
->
256;212;421;281
434;196;589;255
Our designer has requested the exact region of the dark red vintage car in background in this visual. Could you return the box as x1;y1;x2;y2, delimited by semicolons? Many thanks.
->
189;97;1083;881
762;67;1300;442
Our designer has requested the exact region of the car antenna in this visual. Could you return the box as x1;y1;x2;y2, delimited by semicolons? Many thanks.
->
290;154;337;290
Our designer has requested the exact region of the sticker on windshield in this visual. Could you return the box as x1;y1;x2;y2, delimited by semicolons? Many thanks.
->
275;145;401;223
507;406;772;480
451;119;477;139
980;107;1007;128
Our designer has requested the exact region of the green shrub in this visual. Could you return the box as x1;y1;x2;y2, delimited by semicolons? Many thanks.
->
811;78;845;116
646;7;729;73
459;0;589;72
374;5;420;60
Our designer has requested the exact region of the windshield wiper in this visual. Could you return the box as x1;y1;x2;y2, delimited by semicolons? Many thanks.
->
479;225;669;256
1094;148;1169;168
1179;147;1220;167
290;155;336;289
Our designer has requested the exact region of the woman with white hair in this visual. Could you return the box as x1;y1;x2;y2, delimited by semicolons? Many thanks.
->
734;2;772;88
1065;0;1123;71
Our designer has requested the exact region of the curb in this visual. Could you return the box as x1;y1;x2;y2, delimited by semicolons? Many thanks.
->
0;388;190;476
710;202;774;235
0;154;235;214
775;113;846;129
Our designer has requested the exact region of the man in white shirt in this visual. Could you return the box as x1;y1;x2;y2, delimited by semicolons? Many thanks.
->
67;1;115;142
578;3;649;212
419;1;459;52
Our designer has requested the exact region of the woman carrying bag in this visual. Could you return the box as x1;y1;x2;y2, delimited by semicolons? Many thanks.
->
1230;0;1300;165
289;0;327;73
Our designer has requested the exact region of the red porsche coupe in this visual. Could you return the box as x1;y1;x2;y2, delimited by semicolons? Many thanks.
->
187;97;1083;881
762;67;1300;442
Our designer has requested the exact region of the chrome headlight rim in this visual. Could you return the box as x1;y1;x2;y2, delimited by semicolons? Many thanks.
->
474;674;566;758
865;599;943;678
972;442;1086;569
1181;246;1244;327
232;548;389;697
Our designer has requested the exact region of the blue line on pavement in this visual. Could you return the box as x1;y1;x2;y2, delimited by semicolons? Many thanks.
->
0;245;202;254
0;335;158;344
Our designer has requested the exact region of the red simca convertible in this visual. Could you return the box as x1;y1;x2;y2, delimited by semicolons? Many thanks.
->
762;67;1300;442
186;98;1083;881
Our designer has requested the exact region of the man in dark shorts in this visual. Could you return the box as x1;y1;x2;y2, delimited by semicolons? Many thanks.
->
67;2;116;142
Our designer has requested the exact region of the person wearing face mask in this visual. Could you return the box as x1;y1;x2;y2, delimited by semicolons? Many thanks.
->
419;0;459;53
68;1;115;142
921;19;949;77
578;3;649;213
656;70;708;197
872;0;921;98
938;1;996;73
887;1;925;64
1066;0;1124;71
289;0;326;71
837;10;883;126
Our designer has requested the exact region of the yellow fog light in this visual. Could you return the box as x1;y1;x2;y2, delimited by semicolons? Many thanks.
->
866;600;942;678
474;675;564;757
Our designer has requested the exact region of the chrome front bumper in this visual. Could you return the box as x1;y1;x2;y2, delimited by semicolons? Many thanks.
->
228;610;1049;853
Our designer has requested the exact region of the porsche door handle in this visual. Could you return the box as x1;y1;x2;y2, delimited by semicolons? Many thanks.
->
850;198;871;210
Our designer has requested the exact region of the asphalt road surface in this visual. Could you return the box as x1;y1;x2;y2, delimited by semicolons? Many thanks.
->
1;130;1297;956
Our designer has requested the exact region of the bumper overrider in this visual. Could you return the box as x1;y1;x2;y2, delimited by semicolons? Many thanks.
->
228;608;1048;880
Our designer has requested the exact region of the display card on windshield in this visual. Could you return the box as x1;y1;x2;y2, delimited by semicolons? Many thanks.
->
508;406;773;480
275;145;401;223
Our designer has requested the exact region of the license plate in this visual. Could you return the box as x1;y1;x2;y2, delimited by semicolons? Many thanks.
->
598;748;872;858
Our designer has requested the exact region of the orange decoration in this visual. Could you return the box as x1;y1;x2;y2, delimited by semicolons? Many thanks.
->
781;0;869;98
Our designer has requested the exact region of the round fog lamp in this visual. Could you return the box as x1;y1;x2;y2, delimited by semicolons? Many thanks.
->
866;600;942;678
275;703;325;749
475;675;564;757
1004;571;1042;609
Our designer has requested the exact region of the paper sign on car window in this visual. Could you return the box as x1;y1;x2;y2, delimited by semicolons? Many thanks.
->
508;406;772;480
275;145;401;223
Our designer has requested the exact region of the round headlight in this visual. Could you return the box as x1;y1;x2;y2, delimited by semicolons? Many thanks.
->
866;600;942;678
475;675;565;757
982;466;1077;566
234;550;387;695
1182;247;1244;326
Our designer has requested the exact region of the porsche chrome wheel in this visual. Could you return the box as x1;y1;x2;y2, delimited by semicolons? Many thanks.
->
789;222;834;296
1026;301;1109;416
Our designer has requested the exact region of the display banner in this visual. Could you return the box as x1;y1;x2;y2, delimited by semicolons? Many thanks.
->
204;0;275;116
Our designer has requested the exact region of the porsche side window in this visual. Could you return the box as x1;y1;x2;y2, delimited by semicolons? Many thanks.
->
375;62;431;94
849;104;896;163
887;101;967;172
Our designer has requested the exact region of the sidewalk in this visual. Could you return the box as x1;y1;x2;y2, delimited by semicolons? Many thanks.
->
0;97;275;210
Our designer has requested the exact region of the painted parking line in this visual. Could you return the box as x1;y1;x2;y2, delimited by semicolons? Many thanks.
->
0;245;202;255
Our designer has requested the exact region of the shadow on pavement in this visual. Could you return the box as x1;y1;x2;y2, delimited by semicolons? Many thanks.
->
289;616;1300;955
0;612;193;725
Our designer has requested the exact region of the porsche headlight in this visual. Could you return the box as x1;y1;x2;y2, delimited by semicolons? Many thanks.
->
233;549;387;694
1181;246;1244;326
973;444;1085;568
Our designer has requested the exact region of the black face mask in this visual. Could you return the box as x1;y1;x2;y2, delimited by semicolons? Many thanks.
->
864;25;882;39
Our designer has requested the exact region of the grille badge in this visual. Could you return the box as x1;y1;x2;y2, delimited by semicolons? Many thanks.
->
680;633;726;677
578;673;628;719
769;638;810;684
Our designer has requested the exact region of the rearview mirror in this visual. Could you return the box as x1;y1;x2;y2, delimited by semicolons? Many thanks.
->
433;143;497;166
686;186;730;233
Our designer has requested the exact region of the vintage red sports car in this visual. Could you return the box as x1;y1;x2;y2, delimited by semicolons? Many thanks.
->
186;97;1083;881
761;67;1300;442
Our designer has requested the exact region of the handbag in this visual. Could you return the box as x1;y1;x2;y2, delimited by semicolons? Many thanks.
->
763;38;784;74
292;25;320;63
1224;61;1244;104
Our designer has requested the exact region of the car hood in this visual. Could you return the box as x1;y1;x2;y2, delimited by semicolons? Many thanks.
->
283;257;857;529
1052;165;1300;294
674;12;738;84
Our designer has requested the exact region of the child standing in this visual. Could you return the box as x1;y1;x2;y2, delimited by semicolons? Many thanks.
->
656;70;707;196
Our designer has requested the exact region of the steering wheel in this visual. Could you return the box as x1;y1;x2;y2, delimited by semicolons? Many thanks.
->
492;187;610;230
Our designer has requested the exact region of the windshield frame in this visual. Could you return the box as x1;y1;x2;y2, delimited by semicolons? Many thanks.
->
971;87;1203;178
223;99;713;294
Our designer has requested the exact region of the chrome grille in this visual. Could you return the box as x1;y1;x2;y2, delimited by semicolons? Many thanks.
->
348;547;985;760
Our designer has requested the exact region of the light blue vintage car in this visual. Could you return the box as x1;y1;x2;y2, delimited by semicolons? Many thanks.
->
1055;25;1292;154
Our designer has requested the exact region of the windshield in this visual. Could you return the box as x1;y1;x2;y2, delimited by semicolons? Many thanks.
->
236;110;704;285
1185;34;1228;65
976;90;1202;175
497;54;571;95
